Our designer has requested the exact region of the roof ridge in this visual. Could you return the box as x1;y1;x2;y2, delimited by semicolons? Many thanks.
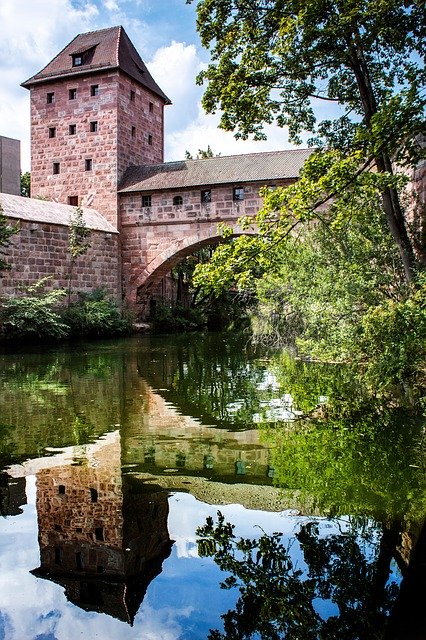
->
131;148;312;169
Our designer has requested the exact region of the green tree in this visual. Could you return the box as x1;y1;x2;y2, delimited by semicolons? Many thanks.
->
197;511;401;639
0;207;18;275
187;0;425;281
20;171;31;197
185;145;218;159
67;207;91;303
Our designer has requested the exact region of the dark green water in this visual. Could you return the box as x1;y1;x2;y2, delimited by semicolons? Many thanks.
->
0;333;425;639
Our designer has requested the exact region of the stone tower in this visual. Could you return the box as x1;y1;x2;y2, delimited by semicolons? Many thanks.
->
22;26;170;226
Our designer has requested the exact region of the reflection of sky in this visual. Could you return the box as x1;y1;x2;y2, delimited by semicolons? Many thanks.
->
0;480;401;639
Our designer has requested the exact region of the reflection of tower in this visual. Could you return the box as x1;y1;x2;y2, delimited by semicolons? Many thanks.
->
31;433;172;624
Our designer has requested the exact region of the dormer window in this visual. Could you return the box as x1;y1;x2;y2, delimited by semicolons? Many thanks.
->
70;45;97;68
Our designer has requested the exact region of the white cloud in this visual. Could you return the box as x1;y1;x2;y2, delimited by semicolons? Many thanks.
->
0;0;100;170
104;0;119;10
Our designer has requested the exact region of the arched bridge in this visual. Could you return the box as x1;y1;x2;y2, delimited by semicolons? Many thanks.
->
117;149;313;313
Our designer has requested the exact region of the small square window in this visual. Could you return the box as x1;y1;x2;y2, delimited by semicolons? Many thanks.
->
148;134;153;146
48;127;56;139
90;121;98;133
90;84;99;97
68;196;78;206
69;124;76;135
233;187;245;201
47;92;54;104
201;189;211;203
130;89;135;101
72;54;83;67
53;162;60;175
149;101;154;113
85;159;92;171
142;195;151;207
69;88;77;100
131;125;136;137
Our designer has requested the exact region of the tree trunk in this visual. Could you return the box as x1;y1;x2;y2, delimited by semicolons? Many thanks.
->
348;37;417;283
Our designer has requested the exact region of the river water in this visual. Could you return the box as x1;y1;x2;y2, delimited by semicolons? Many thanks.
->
0;333;425;639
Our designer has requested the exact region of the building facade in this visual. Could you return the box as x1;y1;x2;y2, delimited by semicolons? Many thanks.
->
1;26;310;313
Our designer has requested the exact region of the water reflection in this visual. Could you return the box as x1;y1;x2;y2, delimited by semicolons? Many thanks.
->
0;334;425;638
21;433;171;625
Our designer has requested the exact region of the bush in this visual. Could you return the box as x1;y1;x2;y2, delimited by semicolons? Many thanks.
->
0;282;68;341
358;280;426;393
150;301;207;333
62;289;133;338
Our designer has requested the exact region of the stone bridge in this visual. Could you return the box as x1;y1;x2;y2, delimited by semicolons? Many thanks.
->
117;150;314;312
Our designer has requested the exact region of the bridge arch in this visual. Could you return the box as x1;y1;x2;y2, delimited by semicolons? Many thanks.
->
125;221;255;308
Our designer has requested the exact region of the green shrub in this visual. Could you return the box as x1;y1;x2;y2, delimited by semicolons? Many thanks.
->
358;281;426;393
150;301;206;333
0;282;68;341
62;289;132;337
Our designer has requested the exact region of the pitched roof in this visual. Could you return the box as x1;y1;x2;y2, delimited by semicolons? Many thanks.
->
21;26;171;104
0;193;118;233
119;148;313;193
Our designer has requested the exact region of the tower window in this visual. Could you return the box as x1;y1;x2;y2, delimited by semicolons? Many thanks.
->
72;54;83;67
149;101;154;113
85;159;93;171
47;92;54;104
233;187;245;201
90;488;98;503
148;134;153;146
53;162;60;175
48;127;56;139
90;84;99;97
130;89;135;101
54;547;62;565
69;88;77;100
131;126;136;137
142;195;151;207
68;196;78;206
69;124;76;135
58;484;65;494
90;121;98;133
201;190;211;203
95;527;104;541
173;195;183;206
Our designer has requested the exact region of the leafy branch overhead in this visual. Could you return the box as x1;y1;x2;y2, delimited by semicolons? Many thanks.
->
187;0;426;282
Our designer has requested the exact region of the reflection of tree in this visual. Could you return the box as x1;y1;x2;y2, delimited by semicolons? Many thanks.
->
262;402;426;522
140;333;283;428
197;512;400;639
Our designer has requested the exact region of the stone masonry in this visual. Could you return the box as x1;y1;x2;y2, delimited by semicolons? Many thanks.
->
1;26;316;313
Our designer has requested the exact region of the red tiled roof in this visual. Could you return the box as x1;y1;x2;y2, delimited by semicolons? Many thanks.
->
118;148;313;193
21;26;171;104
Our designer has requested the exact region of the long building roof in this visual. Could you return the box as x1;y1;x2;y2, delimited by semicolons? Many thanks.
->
21;26;171;104
0;193;118;233
119;148;312;193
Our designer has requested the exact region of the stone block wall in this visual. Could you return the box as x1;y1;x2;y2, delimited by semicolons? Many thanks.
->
117;74;164;178
29;70;165;228
0;219;120;299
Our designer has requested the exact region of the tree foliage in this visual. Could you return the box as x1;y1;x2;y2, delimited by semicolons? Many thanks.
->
67;207;91;303
197;511;401;639
0;207;19;275
188;0;425;281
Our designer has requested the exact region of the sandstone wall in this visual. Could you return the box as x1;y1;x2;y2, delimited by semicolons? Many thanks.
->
0;218;120;299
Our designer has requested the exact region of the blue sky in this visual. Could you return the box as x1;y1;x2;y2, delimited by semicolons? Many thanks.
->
0;0;297;171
